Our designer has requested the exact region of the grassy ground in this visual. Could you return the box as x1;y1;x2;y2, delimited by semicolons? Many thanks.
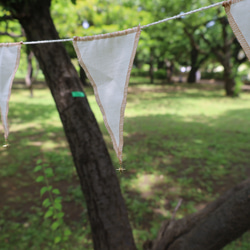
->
0;80;250;249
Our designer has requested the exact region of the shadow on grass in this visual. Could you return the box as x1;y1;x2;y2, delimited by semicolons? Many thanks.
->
9;101;58;124
1;89;250;249
120;108;250;218
127;83;225;98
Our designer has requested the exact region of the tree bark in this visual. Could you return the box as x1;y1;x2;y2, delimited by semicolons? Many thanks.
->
79;64;89;87
165;60;174;83
222;57;236;97
144;179;250;250
187;48;198;83
149;48;154;84
25;48;34;97
224;70;236;97
199;16;239;96
1;0;136;249
220;16;236;97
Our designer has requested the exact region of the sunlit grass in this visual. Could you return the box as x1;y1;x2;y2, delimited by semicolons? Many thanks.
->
0;82;250;249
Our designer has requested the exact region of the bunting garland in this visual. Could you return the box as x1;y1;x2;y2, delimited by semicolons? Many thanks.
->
223;0;250;60
1;1;249;169
73;26;141;165
0;42;22;142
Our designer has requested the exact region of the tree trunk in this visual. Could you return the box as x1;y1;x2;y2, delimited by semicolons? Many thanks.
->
187;66;198;83
224;75;236;97
25;48;34;97
79;64;88;87
149;48;154;84
165;60;174;83
219;16;236;97
144;179;250;250
187;48;199;83
223;61;236;96
3;1;136;249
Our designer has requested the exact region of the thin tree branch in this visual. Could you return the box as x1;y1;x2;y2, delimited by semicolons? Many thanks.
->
0;15;14;21
0;31;23;37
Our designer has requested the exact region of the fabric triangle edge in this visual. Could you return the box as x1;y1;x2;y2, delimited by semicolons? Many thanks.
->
223;0;250;61
73;26;141;164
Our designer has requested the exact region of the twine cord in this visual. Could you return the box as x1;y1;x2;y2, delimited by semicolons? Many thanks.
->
20;1;224;45
141;1;224;29
23;38;73;45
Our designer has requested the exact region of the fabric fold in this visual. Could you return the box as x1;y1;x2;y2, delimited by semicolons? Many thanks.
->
73;26;141;163
223;0;250;60
0;42;22;140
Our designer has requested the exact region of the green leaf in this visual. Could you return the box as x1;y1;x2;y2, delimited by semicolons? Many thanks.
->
42;198;51;208
34;165;42;172
54;197;62;202
44;209;53;219
36;176;44;182
52;189;60;195
36;159;42;164
54;202;62;211
57;212;64;219
54;236;61;244
51;221;60;231
44;168;54;178
40;186;48;196
64;228;72;236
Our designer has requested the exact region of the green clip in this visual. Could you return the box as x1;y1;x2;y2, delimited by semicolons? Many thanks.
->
72;91;85;97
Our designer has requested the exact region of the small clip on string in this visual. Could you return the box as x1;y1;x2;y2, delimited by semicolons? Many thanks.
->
116;161;126;173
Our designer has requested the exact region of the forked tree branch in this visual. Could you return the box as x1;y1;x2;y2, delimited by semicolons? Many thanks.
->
144;178;250;250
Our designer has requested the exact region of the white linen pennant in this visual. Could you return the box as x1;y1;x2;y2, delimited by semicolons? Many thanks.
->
73;26;141;164
0;42;22;140
223;0;250;60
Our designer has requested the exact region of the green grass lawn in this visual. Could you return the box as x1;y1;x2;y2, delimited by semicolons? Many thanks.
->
0;80;250;249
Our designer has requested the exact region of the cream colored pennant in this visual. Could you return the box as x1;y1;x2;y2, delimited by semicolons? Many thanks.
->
73;26;141;164
0;42;22;140
223;0;250;60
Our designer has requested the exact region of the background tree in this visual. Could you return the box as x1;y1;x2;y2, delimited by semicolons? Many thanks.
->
199;12;247;96
138;0;247;95
0;0;136;249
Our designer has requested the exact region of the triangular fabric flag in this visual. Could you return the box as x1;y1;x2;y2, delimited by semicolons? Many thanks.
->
223;0;250;60
0;42;22;140
73;26;141;164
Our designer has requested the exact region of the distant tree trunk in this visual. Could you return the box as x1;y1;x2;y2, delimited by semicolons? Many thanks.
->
200;16;238;96
184;17;240;94
25;48;34;97
184;27;202;84
223;62;236;96
187;48;199;83
79;64;88;87
219;16;236;97
1;0;136;249
144;179;250;250
165;60;174;83
157;60;164;70
214;48;237;97
149;48;154;84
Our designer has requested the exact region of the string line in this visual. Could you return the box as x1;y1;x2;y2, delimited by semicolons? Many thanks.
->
23;38;73;45
141;1;224;29
21;1;224;45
